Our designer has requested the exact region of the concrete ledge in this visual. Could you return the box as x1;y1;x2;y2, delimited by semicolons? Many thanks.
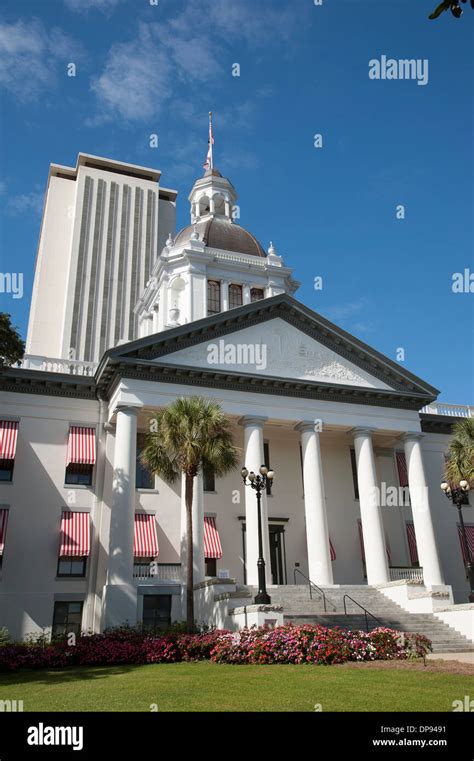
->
193;577;236;590
228;604;283;615
433;605;474;642
228;604;284;630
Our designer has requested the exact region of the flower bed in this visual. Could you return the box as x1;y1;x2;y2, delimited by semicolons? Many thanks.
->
0;625;431;672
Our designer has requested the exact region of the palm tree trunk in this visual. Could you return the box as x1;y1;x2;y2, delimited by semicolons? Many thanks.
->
185;474;195;633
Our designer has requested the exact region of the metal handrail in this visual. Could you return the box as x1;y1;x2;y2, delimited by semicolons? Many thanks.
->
293;568;337;612
343;594;383;633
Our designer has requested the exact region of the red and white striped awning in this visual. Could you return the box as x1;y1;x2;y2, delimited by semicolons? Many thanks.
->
357;519;391;562
59;511;90;557
0;509;9;556
204;516;223;559
0;421;18;460
66;426;96;466
457;524;474;564
406;522;419;565
396;451;408;488
329;537;336;561
134;514;159;558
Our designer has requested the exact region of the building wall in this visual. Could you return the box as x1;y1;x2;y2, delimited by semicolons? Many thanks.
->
26;162;176;364
0;387;470;639
26;176;76;358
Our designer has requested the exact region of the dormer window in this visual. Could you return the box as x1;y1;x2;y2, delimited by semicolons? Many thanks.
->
207;280;221;315
229;284;243;309
250;287;265;302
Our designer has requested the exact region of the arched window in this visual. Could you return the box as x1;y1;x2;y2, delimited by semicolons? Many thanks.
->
229;284;243;309
207;280;221;315
250;287;265;302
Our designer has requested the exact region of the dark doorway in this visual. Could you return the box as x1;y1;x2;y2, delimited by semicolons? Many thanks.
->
241;521;287;585
142;594;172;632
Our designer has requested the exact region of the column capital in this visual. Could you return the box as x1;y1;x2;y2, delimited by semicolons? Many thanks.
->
295;421;320;434
238;415;267;428
400;431;424;443
349;426;377;438
114;403;143;417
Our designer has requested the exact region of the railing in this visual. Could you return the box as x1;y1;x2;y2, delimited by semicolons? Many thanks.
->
342;594;383;633
293;568;337;612
133;562;181;580
420;403;474;418
18;355;98;377
389;566;424;583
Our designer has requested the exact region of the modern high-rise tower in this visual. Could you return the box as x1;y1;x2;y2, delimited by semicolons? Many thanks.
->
26;154;177;363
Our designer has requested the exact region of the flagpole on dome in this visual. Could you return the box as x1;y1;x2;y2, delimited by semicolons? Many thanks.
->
203;111;214;172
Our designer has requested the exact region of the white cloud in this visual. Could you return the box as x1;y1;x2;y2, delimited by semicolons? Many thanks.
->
89;0;302;124
0;19;83;102
64;0;122;11
5;192;44;216
90;24;173;122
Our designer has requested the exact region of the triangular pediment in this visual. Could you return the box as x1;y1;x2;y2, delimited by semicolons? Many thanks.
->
102;294;438;401
157;318;393;389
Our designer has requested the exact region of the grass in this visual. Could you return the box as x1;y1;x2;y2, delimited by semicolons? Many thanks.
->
0;661;471;712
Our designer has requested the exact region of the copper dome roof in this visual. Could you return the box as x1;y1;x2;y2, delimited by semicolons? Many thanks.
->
174;217;266;258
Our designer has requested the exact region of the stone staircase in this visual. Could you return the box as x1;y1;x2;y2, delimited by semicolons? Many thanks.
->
241;584;474;653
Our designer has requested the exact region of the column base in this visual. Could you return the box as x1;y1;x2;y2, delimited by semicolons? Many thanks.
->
254;592;272;605
103;584;138;630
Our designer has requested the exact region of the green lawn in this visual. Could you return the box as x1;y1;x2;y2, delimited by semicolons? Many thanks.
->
0;661;470;712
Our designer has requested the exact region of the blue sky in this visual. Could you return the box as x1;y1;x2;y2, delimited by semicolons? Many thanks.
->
0;0;472;402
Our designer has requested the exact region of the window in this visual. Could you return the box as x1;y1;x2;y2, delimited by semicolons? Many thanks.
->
264;442;272;495
229;284;243;309
142;594;171;633
350;448;359;500
65;426;96;485
207;280;221;315
203;466;215;492
136;435;154;489
0;459;14;482
57;557;87;577
205;558;217;577
65;463;93;486
52;601;83;639
250;287;264;302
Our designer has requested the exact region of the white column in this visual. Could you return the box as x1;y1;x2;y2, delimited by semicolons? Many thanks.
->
402;433;444;586
224;196;231;219
221;280;229;312
352;427;390;585
192;474;205;584
239;416;271;585
243;283;251;305
104;404;141;629
209;195;215;214
296;423;333;585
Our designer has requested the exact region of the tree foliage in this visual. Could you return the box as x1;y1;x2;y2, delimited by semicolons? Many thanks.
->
444;418;474;485
141;397;239;632
429;0;474;19
0;313;25;366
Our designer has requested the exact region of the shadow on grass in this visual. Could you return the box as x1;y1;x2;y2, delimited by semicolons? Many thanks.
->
0;663;148;688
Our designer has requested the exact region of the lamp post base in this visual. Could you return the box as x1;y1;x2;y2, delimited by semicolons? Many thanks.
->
254;592;272;605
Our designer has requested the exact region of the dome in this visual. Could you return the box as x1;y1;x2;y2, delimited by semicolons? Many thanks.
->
174;217;266;258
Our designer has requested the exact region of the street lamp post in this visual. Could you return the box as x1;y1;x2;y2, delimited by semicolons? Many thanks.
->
241;464;274;605
440;479;474;602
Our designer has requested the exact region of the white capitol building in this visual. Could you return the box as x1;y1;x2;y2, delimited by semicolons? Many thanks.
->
0;152;472;647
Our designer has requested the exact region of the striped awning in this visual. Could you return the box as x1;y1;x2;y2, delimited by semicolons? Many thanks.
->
204;516;223;559
396;451;408;488
59;511;90;557
134;513;159;558
0;421;18;460
66;426;96;466
0;509;9;556
406;522;419;565
457;524;474;564
357;519;391;562
329;537;336;561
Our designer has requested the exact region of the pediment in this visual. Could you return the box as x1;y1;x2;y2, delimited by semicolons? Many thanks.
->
103;294;438;401
157;318;394;389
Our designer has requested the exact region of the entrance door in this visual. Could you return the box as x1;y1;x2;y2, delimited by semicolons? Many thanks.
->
269;524;286;584
241;521;287;585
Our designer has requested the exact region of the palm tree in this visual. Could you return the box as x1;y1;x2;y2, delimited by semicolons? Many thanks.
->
444;418;474;485
141;397;238;632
